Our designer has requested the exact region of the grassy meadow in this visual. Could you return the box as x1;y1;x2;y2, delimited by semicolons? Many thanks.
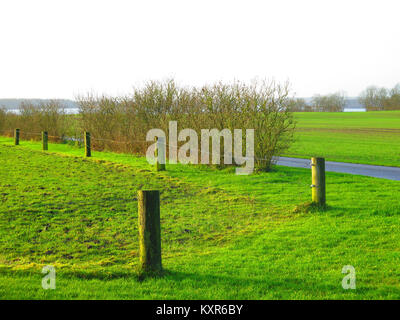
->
0;133;400;299
286;111;400;167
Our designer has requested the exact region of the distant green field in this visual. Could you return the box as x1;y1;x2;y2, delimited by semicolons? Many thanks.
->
1;137;400;299
286;111;400;167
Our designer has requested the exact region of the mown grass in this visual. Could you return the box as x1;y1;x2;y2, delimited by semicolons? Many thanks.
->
0;137;400;299
286;111;400;167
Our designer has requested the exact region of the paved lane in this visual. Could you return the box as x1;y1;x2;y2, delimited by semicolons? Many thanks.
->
275;157;400;181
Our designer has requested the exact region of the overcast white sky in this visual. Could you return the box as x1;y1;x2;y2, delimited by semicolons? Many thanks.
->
0;0;399;99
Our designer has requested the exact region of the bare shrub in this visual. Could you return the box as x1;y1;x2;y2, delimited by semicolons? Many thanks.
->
2;79;296;172
77;94;127;151
239;80;295;171
384;83;400;110
0;108;5;132
1;100;72;141
77;80;202;154
76;79;295;171
288;97;309;112
358;86;387;111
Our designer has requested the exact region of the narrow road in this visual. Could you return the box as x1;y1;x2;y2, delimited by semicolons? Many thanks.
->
275;157;400;181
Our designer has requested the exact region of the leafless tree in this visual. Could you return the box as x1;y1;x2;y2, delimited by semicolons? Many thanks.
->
358;86;388;111
311;92;346;112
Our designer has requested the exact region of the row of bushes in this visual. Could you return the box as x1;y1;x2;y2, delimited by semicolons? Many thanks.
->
0;101;79;141
1;80;296;171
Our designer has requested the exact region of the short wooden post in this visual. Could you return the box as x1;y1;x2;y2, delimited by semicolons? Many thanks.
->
155;137;166;171
42;131;48;151
14;129;20;145
311;157;326;206
138;190;162;274
84;131;91;157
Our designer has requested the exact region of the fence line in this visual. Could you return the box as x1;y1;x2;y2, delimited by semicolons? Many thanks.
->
1;129;287;163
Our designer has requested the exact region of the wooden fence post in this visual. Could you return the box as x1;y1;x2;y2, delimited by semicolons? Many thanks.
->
14;129;20;145
42;131;48;151
84;132;91;157
311;157;326;206
138;190;162;274
155;137;166;171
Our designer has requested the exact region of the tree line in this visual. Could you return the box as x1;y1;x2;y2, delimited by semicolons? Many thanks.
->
0;79;296;172
289;83;400;112
289;92;346;112
358;84;400;111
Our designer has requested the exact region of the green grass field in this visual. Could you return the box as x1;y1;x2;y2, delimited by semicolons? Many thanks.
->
1;136;400;299
286;111;400;167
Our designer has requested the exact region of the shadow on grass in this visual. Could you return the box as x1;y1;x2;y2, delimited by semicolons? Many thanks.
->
1;266;377;298
152;269;373;298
